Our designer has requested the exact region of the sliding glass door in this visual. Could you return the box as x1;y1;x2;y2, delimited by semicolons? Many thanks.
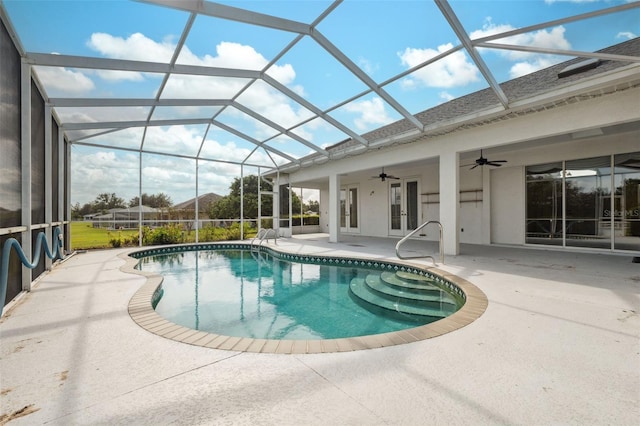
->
614;153;640;251
526;163;563;246
526;152;639;251
565;157;611;249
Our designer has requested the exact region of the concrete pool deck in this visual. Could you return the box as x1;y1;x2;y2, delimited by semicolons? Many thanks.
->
1;235;638;425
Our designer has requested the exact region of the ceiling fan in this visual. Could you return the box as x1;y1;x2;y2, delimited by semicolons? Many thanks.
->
372;167;400;182
467;150;507;170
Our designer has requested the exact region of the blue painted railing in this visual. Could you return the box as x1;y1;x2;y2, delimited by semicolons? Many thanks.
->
1;227;64;316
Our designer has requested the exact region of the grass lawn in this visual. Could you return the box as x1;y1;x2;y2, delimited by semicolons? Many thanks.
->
71;221;138;250
70;221;260;250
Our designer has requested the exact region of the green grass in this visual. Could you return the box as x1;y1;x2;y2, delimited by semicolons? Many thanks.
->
71;221;138;250
70;221;260;250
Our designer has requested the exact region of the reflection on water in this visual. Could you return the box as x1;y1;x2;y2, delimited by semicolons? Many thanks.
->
139;249;459;340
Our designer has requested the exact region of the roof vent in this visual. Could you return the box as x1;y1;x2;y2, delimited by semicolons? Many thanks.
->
558;58;601;78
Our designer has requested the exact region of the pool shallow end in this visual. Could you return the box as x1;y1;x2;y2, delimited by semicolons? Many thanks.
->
120;244;488;354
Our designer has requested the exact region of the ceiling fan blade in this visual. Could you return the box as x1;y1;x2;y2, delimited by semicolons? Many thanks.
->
470;164;479;170
487;162;503;167
491;160;507;163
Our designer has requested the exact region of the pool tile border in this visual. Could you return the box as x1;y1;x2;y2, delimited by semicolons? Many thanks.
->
121;243;488;354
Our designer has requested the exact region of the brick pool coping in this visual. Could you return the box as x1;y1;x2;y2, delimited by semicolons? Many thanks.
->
121;243;488;354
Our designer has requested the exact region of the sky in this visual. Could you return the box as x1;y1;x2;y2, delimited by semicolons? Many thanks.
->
3;0;638;206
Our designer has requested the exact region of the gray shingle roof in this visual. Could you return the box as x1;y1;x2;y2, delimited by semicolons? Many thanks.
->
327;38;640;153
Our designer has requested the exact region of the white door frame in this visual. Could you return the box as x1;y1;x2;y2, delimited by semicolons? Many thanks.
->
340;185;360;233
389;177;420;236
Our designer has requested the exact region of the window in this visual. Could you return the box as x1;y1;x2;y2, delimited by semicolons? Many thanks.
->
525;152;640;252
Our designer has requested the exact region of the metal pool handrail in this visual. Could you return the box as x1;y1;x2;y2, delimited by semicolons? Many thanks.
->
395;220;444;265
250;228;277;251
1;228;64;316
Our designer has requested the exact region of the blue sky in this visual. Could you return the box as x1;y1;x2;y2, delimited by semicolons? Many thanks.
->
3;0;638;205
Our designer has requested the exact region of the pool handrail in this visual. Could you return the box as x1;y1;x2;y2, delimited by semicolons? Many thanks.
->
250;228;277;251
395;220;443;265
1;228;64;316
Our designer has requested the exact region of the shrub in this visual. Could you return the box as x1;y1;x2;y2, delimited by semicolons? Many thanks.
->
142;224;183;246
198;222;256;242
109;231;140;248
292;215;320;226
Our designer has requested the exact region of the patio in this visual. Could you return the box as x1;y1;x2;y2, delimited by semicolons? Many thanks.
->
1;236;638;425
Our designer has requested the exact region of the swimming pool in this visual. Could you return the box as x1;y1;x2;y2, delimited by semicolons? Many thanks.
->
125;243;487;353
136;248;463;340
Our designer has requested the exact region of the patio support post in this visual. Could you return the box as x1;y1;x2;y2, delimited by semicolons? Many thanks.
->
65;140;71;253
195;159;199;243
439;151;460;255
273;175;279;235
328;173;341;243
58;126;64;236
44;104;53;270
138;152;142;246
240;165;244;239
20;60;32;291
482;165;491;244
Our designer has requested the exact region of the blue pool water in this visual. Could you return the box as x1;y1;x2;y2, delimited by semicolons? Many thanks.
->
136;247;463;340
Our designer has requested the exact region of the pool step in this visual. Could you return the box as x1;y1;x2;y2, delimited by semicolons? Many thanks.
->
349;271;458;318
379;271;440;291
365;275;457;306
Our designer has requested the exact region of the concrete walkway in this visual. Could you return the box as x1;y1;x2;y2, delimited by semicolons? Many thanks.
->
1;236;638;425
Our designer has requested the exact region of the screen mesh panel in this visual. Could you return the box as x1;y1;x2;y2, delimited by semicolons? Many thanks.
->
31;80;45;225
31;229;45;280
279;184;289;228
52;117;59;221
1;234;23;306
0;19;22;228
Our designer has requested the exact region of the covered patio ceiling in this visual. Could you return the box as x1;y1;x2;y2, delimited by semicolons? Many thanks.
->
3;0;639;172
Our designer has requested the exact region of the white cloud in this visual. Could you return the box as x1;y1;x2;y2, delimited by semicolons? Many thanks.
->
71;149;140;205
82;32;312;149
234;80;315;139
358;57;379;76
470;19;571;78
200;137;268;165
617;31;637;40
509;58;558;78
96;70;145;82
344;97;393;131
69;151;230;206
56;106;149;123
143;125;204;155
87;32;297;95
87;32;175;62
439;91;455;102
544;0;598;3
398;43;480;89
33;66;95;95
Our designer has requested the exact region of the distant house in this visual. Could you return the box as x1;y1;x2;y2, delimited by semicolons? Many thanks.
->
92;206;159;229
173;193;222;214
83;213;100;221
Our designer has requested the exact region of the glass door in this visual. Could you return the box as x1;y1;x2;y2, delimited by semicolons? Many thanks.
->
389;178;419;236
525;153;640;251
340;185;359;233
565;156;611;249
613;152;640;251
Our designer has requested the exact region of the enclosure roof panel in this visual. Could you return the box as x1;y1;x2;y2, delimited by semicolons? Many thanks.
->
2;0;638;170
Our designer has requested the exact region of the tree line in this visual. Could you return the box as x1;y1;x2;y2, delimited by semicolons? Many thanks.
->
71;192;173;219
72;175;319;220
